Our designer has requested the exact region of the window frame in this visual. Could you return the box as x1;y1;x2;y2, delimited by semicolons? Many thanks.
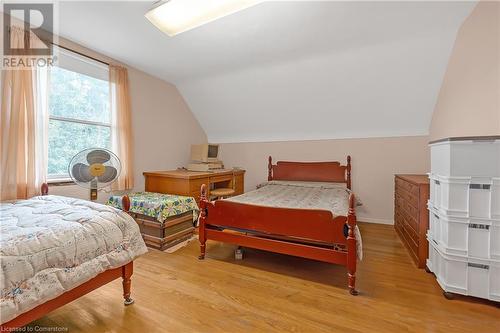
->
46;51;112;182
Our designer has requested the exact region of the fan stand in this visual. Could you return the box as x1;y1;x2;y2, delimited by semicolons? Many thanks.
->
90;179;98;201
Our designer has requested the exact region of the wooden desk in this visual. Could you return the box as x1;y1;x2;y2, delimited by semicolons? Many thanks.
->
143;169;245;203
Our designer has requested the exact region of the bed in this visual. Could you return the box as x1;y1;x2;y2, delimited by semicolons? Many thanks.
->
198;156;360;295
0;185;147;329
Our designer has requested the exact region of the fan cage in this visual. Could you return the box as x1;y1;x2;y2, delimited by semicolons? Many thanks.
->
68;148;122;189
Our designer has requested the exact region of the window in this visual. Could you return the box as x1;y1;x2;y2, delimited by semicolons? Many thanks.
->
47;48;111;180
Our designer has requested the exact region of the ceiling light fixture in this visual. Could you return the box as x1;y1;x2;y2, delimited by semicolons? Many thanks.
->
145;0;262;37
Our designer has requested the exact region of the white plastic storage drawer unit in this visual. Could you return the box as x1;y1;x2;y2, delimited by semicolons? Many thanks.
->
427;238;500;302
428;203;500;260
429;174;500;219
428;136;500;301
429;137;500;178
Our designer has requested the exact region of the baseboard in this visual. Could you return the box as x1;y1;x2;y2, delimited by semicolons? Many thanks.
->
357;216;394;225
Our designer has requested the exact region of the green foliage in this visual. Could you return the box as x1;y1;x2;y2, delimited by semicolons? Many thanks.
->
47;66;111;177
48;120;111;176
49;66;109;122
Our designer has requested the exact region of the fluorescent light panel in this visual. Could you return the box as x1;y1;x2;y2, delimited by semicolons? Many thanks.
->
145;0;262;37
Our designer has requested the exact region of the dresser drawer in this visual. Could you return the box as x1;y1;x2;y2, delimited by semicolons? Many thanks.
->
395;192;403;208
407;182;419;196
404;200;419;220
404;213;419;234
396;177;419;193
400;188;419;208
403;215;419;243
395;177;405;190
395;210;403;226
398;221;418;258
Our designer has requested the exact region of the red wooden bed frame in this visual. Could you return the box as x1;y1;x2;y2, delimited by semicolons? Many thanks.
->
0;185;136;330
198;156;359;295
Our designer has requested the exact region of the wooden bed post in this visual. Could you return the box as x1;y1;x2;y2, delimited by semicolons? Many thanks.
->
268;156;273;181
346;156;352;190
122;195;131;212
122;262;134;305
347;193;358;295
41;183;49;195
120;196;134;305
198;184;208;260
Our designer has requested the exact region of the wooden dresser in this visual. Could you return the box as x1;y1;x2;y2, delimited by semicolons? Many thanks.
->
394;174;430;268
143;169;245;204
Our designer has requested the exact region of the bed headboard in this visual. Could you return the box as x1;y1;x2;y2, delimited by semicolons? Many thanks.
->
267;156;352;189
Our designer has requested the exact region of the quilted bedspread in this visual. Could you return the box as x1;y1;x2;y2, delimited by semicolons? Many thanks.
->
0;195;148;325
227;181;363;259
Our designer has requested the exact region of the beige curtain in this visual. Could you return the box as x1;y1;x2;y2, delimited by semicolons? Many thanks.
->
109;65;134;191
0;27;48;200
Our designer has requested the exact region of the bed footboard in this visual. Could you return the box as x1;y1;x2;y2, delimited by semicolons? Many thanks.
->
198;184;358;294
1;262;134;330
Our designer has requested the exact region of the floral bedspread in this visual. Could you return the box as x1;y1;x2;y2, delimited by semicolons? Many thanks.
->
227;181;363;259
106;192;199;223
0;195;148;324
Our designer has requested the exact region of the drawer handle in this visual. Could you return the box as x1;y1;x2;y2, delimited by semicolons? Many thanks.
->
432;239;438;245
469;224;490;230
434;180;440;185
469;184;491;190
434;214;439;220
468;263;489;270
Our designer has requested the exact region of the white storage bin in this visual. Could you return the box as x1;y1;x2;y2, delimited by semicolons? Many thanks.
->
427;204;500;260
493;178;500;220
430;138;500;178
428;174;500;219
426;238;500;301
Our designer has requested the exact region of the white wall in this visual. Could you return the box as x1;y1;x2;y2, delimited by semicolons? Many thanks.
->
430;1;500;140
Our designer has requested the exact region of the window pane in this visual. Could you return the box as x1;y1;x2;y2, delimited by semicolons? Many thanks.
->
48;119;111;177
49;66;110;123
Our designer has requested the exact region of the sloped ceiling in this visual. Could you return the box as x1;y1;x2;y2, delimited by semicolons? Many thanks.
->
57;1;476;142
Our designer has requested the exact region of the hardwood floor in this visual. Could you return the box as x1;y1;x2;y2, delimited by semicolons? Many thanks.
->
28;223;499;333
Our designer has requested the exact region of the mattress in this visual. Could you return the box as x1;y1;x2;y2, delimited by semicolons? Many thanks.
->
227;180;354;218
226;181;363;259
0;195;148;324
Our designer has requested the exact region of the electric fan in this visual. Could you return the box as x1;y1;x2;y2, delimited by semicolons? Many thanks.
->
68;148;122;201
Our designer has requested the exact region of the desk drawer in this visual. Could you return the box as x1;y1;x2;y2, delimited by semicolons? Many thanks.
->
189;178;209;192
210;174;233;184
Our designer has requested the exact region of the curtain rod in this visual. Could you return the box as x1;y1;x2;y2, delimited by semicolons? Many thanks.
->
51;42;110;66
6;26;110;66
